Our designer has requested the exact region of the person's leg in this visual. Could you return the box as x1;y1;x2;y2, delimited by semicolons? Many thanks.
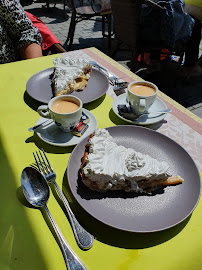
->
184;17;201;67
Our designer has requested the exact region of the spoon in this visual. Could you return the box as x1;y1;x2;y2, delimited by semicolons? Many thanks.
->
21;167;87;270
118;105;172;120
28;119;52;132
136;108;172;116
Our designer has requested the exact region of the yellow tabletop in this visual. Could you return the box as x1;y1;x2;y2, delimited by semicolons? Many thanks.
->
0;48;202;270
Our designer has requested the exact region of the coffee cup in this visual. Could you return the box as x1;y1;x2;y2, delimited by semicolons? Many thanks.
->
127;81;158;115
37;95;82;132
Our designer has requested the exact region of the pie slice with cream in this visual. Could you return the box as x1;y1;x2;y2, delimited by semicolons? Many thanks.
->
52;57;92;96
80;129;183;194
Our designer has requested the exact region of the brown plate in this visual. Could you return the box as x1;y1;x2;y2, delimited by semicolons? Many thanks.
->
67;125;201;232
26;67;109;104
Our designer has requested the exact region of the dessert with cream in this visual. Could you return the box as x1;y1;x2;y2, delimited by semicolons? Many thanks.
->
81;129;183;193
52;57;92;96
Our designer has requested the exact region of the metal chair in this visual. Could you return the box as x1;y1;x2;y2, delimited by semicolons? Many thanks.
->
110;0;186;72
66;0;112;52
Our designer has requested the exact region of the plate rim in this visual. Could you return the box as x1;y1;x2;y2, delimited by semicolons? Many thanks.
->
67;125;201;232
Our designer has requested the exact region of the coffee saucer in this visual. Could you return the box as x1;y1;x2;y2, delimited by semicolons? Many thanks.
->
35;109;97;147
112;93;168;125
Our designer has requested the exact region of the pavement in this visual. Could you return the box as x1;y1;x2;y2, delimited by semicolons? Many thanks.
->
23;0;202;119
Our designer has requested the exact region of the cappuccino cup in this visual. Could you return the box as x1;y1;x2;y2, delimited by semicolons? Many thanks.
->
127;81;158;115
37;95;82;132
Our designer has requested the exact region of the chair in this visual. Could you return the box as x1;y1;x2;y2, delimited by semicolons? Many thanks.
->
25;11;67;55
110;0;186;73
65;0;112;52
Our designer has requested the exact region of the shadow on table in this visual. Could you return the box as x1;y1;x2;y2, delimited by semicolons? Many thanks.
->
62;171;191;250
25;133;75;154
0;135;48;269
24;90;44;111
109;108;167;130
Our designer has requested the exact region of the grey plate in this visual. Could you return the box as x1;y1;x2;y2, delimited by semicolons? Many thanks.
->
26;67;109;104
67;125;201;232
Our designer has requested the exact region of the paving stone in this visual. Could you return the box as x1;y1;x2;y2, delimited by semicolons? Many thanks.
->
193;102;202;109
189;106;202;118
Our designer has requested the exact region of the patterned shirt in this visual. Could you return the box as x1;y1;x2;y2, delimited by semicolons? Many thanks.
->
0;0;42;64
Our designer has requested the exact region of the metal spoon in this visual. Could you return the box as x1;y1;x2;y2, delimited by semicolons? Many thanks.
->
21;167;87;270
28;119;52;132
136;109;172;117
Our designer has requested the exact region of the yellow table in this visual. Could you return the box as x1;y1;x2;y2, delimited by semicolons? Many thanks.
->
0;48;202;270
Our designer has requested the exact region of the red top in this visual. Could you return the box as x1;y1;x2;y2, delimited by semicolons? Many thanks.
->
25;11;62;50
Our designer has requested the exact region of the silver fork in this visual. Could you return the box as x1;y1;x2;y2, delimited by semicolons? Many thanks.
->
90;60;119;84
33;149;94;250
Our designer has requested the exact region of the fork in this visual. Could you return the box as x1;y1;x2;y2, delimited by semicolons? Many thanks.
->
33;149;94;250
90;60;119;84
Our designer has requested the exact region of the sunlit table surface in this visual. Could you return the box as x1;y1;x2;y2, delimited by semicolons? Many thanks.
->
0;47;202;270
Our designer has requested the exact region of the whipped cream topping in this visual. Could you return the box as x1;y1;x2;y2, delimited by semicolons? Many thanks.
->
83;129;171;192
52;57;91;93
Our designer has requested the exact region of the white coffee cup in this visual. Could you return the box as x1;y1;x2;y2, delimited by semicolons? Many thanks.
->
37;95;82;132
127;81;158;115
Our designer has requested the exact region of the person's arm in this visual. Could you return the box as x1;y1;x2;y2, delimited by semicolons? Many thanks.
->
19;43;42;60
1;0;43;59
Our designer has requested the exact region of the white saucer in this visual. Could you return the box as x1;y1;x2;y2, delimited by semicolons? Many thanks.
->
36;109;97;147
112;93;168;125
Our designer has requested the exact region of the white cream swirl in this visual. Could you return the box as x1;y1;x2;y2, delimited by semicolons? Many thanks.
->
83;129;171;191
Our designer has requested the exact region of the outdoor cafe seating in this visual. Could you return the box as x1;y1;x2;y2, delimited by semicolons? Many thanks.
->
110;0;191;73
66;0;113;52
0;1;202;270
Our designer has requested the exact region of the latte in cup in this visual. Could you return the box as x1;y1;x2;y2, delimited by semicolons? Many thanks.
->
127;81;158;115
130;85;156;96
51;99;80;114
37;95;82;132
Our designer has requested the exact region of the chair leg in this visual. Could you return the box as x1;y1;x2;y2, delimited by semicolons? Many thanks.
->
46;0;50;9
131;47;140;72
66;15;76;50
107;14;112;53
102;16;105;37
63;0;66;16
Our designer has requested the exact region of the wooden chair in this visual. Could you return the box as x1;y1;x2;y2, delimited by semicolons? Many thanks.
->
65;0;112;52
110;0;185;72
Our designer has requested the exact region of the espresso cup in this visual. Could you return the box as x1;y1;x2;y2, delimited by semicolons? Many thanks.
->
37;95;82;132
127;81;158;115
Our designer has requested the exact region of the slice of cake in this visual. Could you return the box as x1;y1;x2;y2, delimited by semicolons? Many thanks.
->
80;129;183;193
52;57;92;96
